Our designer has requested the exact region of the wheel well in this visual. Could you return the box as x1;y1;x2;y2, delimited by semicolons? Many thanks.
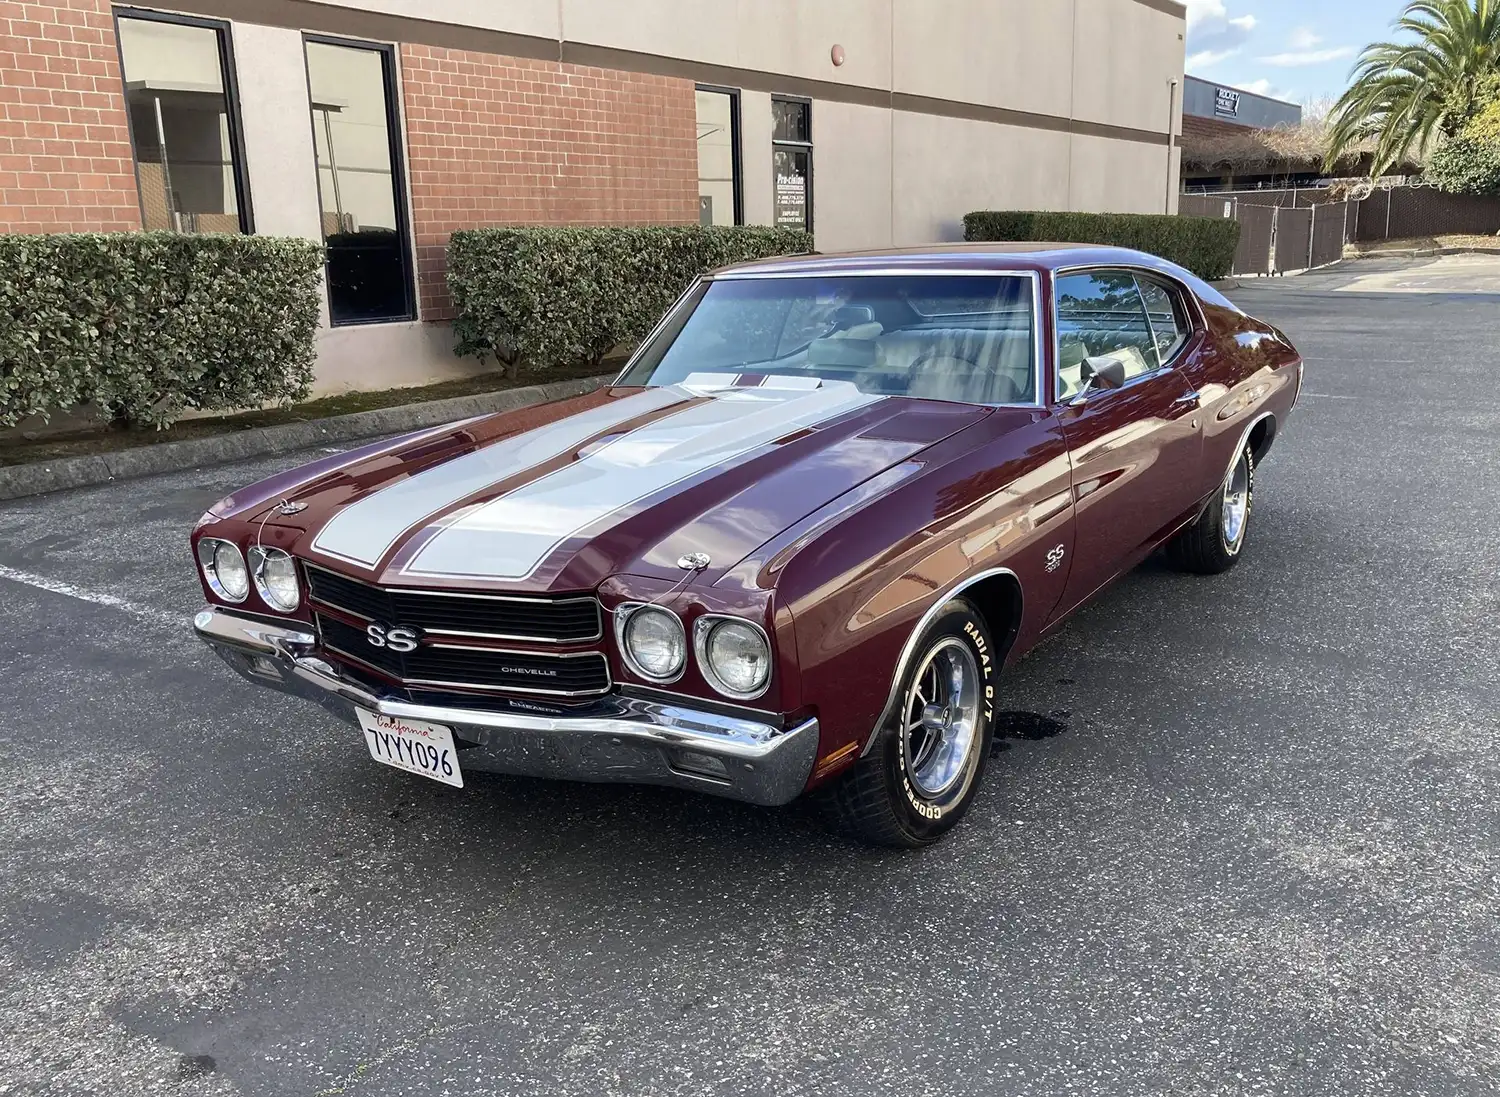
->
957;571;1023;663
1248;415;1277;464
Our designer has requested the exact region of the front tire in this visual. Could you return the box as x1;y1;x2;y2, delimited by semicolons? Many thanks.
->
821;599;997;848
1167;442;1255;575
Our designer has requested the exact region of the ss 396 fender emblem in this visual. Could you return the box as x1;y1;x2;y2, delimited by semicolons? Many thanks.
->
366;623;421;653
1045;544;1066;573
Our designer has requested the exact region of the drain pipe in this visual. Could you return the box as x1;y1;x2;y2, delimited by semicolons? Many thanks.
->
1165;79;1179;214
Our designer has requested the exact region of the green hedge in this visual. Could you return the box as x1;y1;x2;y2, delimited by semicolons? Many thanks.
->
447;225;815;372
1;232;323;429
962;210;1241;281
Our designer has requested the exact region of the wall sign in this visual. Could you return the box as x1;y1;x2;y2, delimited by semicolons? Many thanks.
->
1215;87;1241;117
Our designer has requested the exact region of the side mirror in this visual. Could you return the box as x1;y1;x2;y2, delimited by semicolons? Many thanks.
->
1071;356;1127;405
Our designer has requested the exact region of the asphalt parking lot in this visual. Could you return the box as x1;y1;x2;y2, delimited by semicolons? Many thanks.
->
2;254;1497;1096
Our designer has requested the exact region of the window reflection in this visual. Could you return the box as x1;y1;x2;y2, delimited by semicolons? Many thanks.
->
305;40;413;324
771;98;812;231
116;15;246;233
695;88;739;226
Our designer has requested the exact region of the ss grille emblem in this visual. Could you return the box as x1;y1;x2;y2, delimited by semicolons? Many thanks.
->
367;623;420;653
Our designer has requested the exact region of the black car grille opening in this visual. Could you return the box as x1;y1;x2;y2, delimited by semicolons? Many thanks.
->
315;613;611;697
305;565;601;643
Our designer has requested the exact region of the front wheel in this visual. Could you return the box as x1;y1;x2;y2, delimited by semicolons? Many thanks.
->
1167;442;1255;575
821;599;997;848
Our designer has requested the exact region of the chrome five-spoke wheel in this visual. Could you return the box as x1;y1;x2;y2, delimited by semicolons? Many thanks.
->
901;637;982;798
1221;451;1250;554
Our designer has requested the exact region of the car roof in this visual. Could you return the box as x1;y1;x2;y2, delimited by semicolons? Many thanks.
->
711;242;1186;279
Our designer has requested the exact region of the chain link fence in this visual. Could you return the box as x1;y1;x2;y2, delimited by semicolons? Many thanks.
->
1181;186;1500;277
1180;193;1352;276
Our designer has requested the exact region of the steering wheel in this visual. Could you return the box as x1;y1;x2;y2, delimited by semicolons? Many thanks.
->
906;351;1019;404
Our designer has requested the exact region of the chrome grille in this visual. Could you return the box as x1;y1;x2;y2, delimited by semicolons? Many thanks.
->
305;564;602;643
315;613;611;697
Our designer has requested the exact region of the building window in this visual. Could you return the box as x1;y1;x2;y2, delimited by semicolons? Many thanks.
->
695;85;741;226
771;97;812;232
115;9;251;233
303;37;415;324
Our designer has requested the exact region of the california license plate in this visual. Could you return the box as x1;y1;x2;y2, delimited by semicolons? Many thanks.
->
356;709;464;788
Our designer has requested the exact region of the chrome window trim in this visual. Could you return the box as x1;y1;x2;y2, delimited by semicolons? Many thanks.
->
614;277;707;382
313;616;613;698
1133;271;1196;369
1051;264;1203;405
692;614;773;702
303;562;603;644
619;268;1046;410
612;602;688;685
1050;265;1164;402
860;566;1023;757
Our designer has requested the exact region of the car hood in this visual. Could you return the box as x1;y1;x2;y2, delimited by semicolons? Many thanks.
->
224;377;988;593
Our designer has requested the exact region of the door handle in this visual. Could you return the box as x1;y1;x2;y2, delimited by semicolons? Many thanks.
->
1173;390;1202;407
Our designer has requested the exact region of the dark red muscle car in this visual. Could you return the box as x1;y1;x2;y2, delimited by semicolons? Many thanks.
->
192;244;1301;847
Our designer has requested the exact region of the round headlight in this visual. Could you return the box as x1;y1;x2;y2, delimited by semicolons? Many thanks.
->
249;546;300;612
198;538;249;602
697;618;771;699
619;605;686;681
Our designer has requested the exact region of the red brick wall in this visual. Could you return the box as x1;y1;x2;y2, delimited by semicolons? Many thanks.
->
400;45;699;319
0;0;140;232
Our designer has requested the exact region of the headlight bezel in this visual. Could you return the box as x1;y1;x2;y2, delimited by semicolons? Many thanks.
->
248;545;301;613
197;537;249;603
615;602;688;684
693;614;773;701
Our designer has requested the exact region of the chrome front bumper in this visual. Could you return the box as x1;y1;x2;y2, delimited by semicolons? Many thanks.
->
193;606;818;807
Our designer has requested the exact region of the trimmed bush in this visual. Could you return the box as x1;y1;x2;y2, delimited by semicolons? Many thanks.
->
962;210;1241;281
0;231;323;429
447;225;815;372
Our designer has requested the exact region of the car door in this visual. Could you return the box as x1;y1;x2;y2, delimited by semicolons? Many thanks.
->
1050;269;1205;619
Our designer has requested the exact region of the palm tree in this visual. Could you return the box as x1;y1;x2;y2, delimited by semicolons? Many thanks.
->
1326;0;1500;176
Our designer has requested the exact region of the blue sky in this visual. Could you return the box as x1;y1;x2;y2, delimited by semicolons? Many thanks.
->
1185;0;1411;109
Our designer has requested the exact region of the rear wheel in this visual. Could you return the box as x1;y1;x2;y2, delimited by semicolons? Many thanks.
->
821;599;996;848
1167;442;1254;575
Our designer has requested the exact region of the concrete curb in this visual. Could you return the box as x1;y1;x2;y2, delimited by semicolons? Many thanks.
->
1348;245;1500;260
0;374;610;502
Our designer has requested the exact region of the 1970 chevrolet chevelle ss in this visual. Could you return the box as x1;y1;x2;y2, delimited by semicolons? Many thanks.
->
192;244;1301;847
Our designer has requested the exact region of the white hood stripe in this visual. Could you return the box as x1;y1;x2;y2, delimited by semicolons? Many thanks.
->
309;386;689;568
401;380;881;581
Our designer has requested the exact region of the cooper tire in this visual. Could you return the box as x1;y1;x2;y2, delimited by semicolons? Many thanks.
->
1167;442;1254;575
821;598;997;848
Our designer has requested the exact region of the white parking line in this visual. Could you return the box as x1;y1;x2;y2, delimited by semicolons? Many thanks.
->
1299;392;1359;400
0;564;181;629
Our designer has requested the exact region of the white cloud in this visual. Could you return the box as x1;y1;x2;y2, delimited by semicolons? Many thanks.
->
1184;0;1258;55
1288;27;1322;51
1187;47;1240;69
1238;79;1300;102
1258;45;1356;67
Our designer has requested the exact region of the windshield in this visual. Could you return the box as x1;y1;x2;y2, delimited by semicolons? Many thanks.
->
618;274;1037;405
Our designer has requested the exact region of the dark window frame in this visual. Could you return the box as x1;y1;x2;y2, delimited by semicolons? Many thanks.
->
301;33;417;326
770;94;813;233
694;83;743;226
113;6;255;234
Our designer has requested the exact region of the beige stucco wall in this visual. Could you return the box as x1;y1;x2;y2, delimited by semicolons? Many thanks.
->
739;89;776;227
891;0;1077;117
890;112;1073;245
231;23;325;243
812;100;893;252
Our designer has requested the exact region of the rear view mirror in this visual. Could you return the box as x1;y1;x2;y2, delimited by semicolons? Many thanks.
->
1082;356;1127;389
1071;356;1127;405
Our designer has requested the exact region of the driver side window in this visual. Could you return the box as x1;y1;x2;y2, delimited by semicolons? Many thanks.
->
1054;270;1159;399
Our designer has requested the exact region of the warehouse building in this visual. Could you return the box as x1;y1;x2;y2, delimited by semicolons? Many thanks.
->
0;0;1188;392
